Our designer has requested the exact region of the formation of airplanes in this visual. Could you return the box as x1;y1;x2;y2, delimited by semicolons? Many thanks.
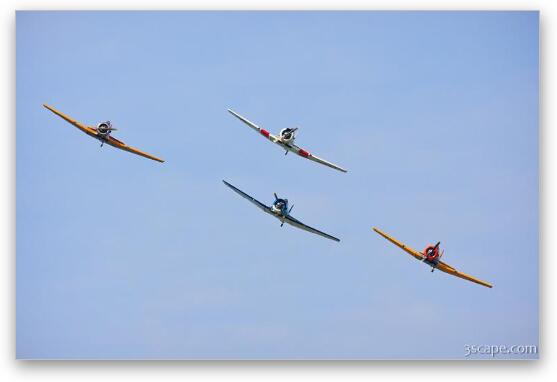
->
42;104;493;288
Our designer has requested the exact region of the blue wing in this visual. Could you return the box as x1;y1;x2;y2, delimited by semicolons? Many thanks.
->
222;180;273;215
284;215;340;242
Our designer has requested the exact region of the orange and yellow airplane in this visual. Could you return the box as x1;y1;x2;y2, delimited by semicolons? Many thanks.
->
43;104;164;163
372;227;492;288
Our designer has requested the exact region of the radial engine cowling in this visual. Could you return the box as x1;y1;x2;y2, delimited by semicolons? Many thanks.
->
97;121;113;137
279;127;297;144
423;244;441;262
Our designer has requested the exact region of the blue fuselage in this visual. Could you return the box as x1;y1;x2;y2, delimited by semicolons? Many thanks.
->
272;199;289;217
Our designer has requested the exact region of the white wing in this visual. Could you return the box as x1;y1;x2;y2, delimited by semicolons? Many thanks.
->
227;109;278;142
290;145;348;173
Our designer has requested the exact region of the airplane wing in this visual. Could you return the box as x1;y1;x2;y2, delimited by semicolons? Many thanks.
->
372;227;425;261
227;109;278;142
43;104;97;136
222;180;273;216
436;261;493;288
285;215;340;242
44;104;164;163
292;145;348;173
104;138;165;163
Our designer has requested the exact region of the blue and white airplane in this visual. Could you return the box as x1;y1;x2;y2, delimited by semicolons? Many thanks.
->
222;180;340;242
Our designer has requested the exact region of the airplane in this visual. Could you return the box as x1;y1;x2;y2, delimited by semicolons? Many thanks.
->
372;227;492;288
227;109;347;173
223;180;340;242
43;104;164;163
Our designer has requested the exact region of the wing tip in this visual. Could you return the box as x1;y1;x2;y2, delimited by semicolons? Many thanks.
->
146;154;165;163
228;109;249;124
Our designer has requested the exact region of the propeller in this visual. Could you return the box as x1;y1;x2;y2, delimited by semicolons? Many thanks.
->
98;122;117;131
427;242;442;271
97;122;117;147
288;204;294;215
274;193;279;201
424;241;441;259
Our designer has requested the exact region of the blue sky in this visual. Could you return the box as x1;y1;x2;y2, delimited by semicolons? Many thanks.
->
16;11;538;359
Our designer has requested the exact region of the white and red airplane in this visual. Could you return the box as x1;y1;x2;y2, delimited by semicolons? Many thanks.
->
227;109;347;173
223;180;340;242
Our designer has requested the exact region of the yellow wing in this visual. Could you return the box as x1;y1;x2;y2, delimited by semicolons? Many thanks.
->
43;104;164;163
43;104;97;136
106;139;165;163
372;227;424;261
436;261;493;288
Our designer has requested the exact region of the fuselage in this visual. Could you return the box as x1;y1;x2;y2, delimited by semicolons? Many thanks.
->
86;129;114;146
423;257;440;267
85;125;125;148
422;244;442;268
270;198;289;218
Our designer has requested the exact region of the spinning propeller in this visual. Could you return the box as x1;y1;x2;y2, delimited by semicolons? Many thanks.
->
274;193;295;226
97;122;117;147
426;241;442;272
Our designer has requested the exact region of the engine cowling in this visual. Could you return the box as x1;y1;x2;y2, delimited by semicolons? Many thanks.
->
423;244;440;262
272;198;288;215
279;128;297;144
97;122;112;137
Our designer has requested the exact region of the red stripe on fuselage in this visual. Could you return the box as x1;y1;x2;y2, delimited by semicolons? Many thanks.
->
298;149;310;158
260;129;270;138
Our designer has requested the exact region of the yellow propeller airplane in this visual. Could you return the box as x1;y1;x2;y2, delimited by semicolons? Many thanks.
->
372;227;492;288
43;104;164;163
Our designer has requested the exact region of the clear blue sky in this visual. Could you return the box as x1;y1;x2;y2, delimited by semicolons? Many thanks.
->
16;11;538;359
